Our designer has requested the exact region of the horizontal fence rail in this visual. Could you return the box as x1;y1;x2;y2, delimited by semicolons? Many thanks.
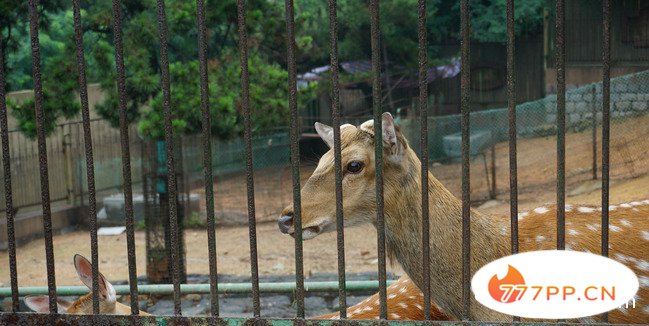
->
0;0;624;324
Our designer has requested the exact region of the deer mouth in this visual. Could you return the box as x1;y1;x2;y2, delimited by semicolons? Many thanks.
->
290;225;322;240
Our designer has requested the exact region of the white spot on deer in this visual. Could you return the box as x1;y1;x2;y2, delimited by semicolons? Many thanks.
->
620;219;632;227
329;315;339;320
500;226;508;235
534;207;549;214
643;199;649;205
408;296;417;300
398;302;408;309
374;299;380;305
564;204;573;211
518;212;529;220
620;203;632;208
398;287;407;294
352;308;361;315
639;276;649;288
568;229;579;236
614;253;635;263
608;205;617;211
347;312;355;318
630;201;643;206
390;313;401;319
536;235;546;243
577;207;596;213
388;294;396;299
415;304;423;310
642;231;649;241
637;260;649;272
609;224;622;232
586;224;599;231
363;306;372;312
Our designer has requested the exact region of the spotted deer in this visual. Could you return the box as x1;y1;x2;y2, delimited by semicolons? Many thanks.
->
25;254;150;315
313;275;451;320
278;112;649;323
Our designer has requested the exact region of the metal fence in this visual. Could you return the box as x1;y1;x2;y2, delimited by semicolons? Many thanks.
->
0;0;635;325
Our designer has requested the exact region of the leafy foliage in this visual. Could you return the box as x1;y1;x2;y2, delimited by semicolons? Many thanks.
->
2;0;547;139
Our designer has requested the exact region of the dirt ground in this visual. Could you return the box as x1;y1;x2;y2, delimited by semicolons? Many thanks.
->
1;115;648;287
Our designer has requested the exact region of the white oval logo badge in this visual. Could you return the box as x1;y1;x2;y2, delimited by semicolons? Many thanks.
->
471;250;639;319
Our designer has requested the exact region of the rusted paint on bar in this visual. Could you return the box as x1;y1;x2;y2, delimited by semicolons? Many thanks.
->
236;0;262;317
555;0;566;251
591;86;597;181
417;0;431;320
111;0;140;314
506;1;518;321
195;0;219;316
27;0;57;314
284;0;305;318
600;0;611;322
155;0;182;315
328;0;347;319
459;0;471;320
72;0;101;314
0;41;19;313
368;0;388;320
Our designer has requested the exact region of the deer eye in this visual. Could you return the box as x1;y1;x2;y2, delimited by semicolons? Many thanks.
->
346;161;364;174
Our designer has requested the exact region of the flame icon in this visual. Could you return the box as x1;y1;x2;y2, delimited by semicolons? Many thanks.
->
488;265;526;303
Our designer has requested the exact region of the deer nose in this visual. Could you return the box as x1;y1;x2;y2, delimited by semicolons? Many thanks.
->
278;212;294;234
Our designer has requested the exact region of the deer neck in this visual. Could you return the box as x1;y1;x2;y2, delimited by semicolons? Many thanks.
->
382;150;509;321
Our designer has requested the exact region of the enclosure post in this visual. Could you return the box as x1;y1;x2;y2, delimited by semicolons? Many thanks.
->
591;85;597;180
63;124;75;205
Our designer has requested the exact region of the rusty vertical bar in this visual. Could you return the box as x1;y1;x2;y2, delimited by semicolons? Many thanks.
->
506;0;518;254
155;0;182;315
591;85;597;180
555;0;566;250
284;0;305;318
417;0;431;320
112;0;139;314
369;0;387;320
72;0;100;314
27;0;57;313
490;144;496;199
506;0;518;321
600;1;611;321
328;0;347;319
460;0;471;320
0;42;18;313
236;0;261;317
196;0;219;317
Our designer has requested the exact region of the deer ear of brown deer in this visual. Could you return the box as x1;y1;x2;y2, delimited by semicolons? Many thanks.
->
381;112;404;160
24;295;73;313
315;122;334;148
73;254;117;303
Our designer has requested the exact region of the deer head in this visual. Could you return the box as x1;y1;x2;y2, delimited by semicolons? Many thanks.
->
278;112;415;240
24;254;147;315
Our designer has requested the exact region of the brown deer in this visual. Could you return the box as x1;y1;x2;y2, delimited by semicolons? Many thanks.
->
278;112;649;323
25;254;150;315
313;275;451;320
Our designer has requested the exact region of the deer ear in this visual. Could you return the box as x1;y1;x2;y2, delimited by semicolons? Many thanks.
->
381;112;404;160
74;254;117;303
315;122;334;148
24;296;73;313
